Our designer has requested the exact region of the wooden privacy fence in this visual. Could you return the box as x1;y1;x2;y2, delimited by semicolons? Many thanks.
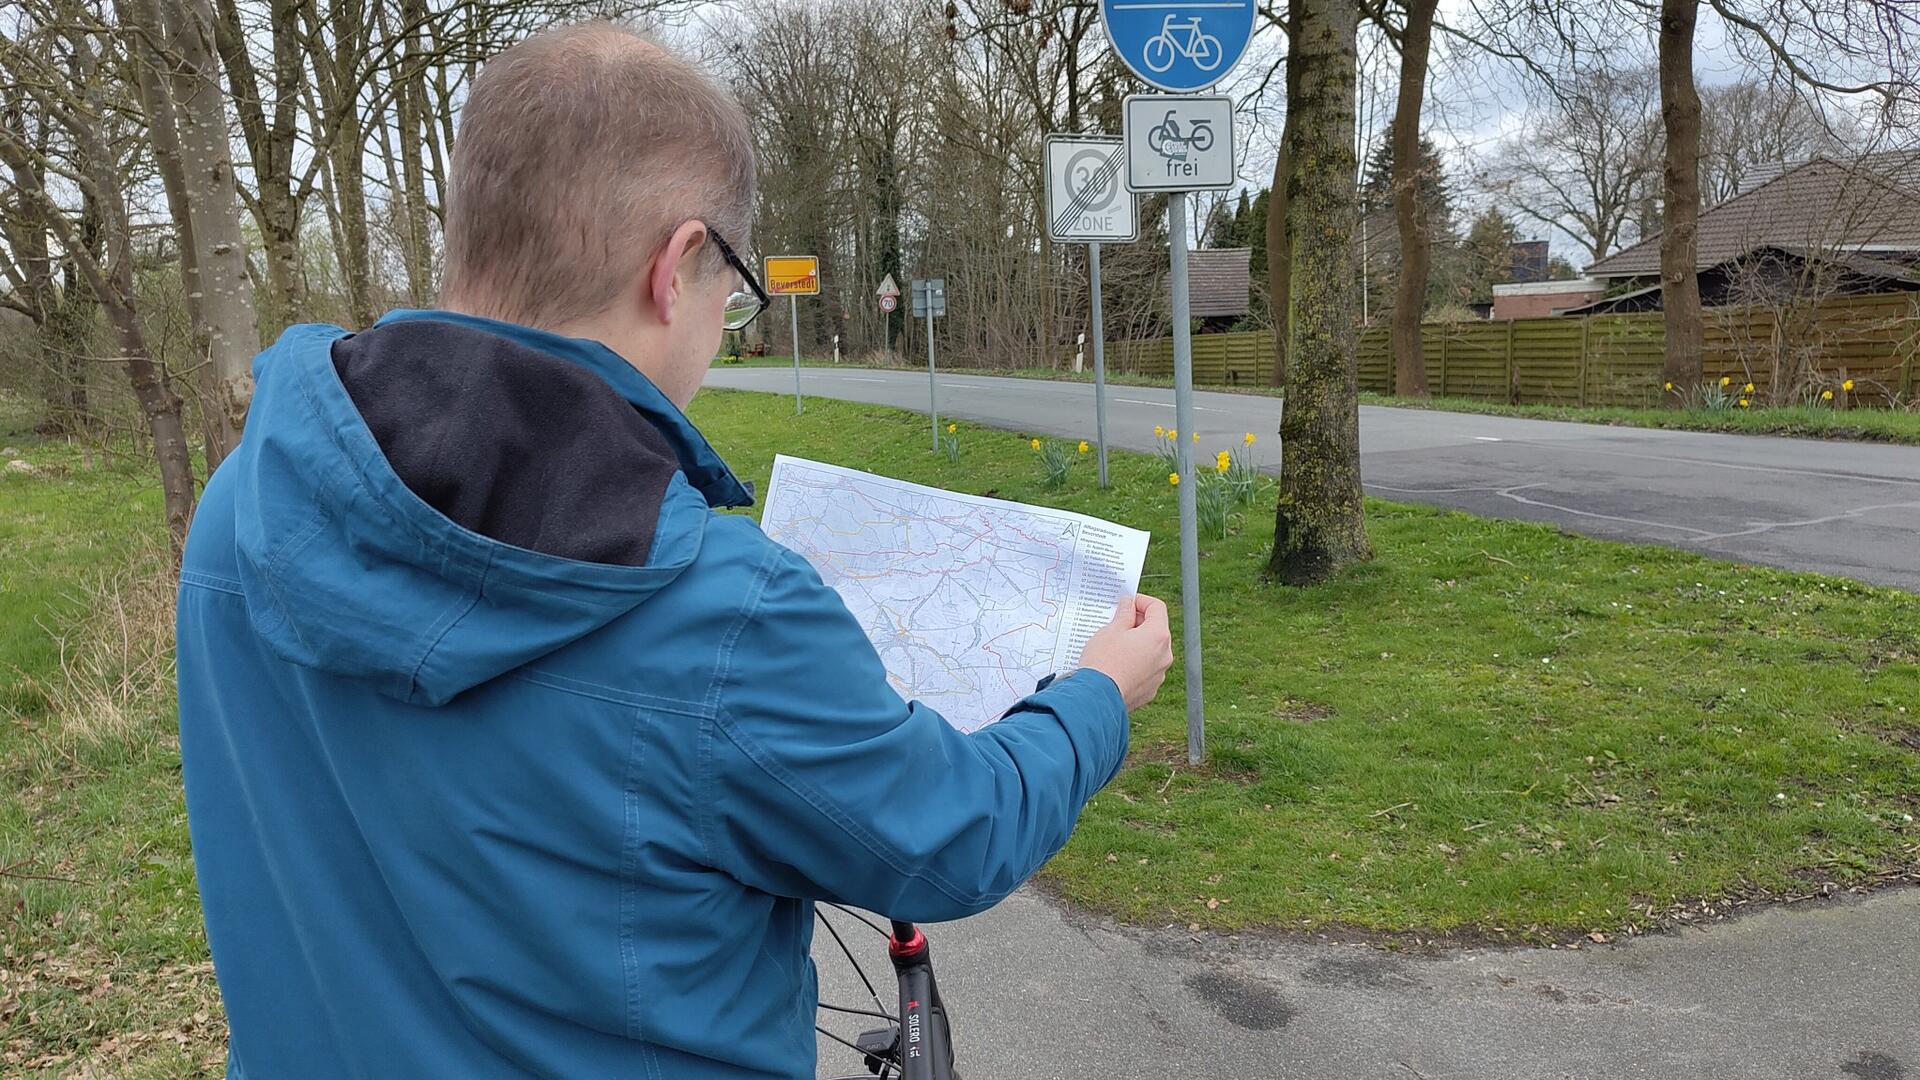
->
1103;292;1920;406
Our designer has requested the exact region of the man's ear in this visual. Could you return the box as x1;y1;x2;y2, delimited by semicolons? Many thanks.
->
647;220;711;326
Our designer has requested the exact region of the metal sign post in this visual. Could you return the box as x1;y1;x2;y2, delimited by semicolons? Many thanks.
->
1044;134;1138;490
789;295;802;412
766;256;821;415
1089;242;1109;487
1107;0;1246;764
1165;194;1204;765
910;278;947;451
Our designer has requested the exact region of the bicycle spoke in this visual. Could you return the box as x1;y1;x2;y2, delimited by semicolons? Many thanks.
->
822;902;890;938
815;907;889;1018
817;1001;896;1023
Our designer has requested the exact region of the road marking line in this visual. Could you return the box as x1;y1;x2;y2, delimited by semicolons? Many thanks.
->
1474;436;1502;442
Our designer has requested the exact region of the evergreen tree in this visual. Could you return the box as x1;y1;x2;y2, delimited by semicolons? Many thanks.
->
1459;206;1519;304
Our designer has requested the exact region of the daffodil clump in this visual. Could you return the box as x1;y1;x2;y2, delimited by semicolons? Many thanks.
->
939;422;961;463
1156;429;1267;540
1031;435;1077;488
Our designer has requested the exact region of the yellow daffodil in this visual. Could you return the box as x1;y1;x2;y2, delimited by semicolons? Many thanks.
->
1169;429;1178;440
1192;431;1200;442
1167;472;1180;486
1743;382;1755;394
1029;438;1041;450
1215;459;1230;474
1244;432;1257;445
1664;381;1674;392
947;423;956;434
1738;398;1750;408
1843;379;1855;392
1720;376;1731;388
1822;389;1834;401
1078;440;1090;454
1154;425;1165;437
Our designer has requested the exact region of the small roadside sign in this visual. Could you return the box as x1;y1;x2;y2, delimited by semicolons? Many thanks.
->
1124;95;1235;192
1100;0;1255;94
876;273;901;298
1045;135;1138;244
909;278;946;319
880;294;898;313
766;256;820;296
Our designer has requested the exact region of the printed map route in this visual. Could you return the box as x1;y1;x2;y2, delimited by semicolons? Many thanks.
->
761;456;1150;732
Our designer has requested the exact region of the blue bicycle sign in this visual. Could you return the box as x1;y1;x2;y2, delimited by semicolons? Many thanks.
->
1101;0;1253;93
1143;15;1221;74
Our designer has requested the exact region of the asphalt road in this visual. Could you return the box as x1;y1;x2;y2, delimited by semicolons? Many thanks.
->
705;367;1920;591
815;888;1920;1079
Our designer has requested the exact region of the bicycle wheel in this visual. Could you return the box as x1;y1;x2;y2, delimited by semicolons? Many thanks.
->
1143;36;1175;73
1193;32;1222;71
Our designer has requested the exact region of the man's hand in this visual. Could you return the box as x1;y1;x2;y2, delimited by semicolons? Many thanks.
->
1077;594;1173;712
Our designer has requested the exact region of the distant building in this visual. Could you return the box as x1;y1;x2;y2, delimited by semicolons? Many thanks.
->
1575;153;1920;313
1166;248;1252;332
1508;240;1550;284
1491;279;1606;319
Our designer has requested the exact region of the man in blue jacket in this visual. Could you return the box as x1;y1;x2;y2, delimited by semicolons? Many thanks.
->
175;21;1172;1079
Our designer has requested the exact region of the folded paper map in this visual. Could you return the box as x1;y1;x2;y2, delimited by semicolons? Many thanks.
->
760;455;1150;732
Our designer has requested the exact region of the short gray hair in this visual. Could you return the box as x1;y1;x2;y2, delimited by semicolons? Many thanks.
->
441;22;756;326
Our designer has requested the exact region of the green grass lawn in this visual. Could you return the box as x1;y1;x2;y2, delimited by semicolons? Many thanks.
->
689;390;1920;939
4;387;1919;1072
0;401;220;1076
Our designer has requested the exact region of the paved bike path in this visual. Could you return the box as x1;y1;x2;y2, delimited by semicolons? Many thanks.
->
706;367;1920;592
815;886;1920;1078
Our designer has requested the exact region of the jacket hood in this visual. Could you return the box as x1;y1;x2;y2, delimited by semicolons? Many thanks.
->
230;309;752;706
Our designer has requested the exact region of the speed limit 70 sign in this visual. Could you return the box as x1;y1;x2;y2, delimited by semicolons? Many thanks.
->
879;294;898;313
1045;135;1138;244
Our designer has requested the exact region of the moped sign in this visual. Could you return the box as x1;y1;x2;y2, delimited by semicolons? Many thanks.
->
1100;0;1255;94
1123;95;1235;191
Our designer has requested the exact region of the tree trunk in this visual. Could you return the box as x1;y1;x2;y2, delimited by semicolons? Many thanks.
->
1269;0;1372;586
1265;1;1302;389
332;109;377;328
1658;0;1704;397
123;0;261;469
212;0;306;332
1388;0;1438;399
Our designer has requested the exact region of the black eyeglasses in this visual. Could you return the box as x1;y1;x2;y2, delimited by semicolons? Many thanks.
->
711;229;770;331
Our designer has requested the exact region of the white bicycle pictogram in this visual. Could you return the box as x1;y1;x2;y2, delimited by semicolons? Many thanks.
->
1142;14;1223;73
1145;111;1215;160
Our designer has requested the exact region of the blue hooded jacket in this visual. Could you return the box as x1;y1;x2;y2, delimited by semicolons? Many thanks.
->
175;310;1130;1079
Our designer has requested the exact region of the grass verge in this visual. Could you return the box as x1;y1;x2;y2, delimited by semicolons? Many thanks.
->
3;387;1918;1071
1;421;221;1076
690;390;1920;940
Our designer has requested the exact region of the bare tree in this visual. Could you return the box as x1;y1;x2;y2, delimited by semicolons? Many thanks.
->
1270;0;1372;585
1482;65;1663;264
1655;0;1703;393
1699;78;1850;202
0;9;197;551
1386;0;1438;397
119;0;262;468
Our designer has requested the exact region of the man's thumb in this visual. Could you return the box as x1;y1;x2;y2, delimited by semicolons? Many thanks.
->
1110;595;1138;629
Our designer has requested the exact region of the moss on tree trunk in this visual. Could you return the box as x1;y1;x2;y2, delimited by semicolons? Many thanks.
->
1269;0;1372;586
1658;0;1704;400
